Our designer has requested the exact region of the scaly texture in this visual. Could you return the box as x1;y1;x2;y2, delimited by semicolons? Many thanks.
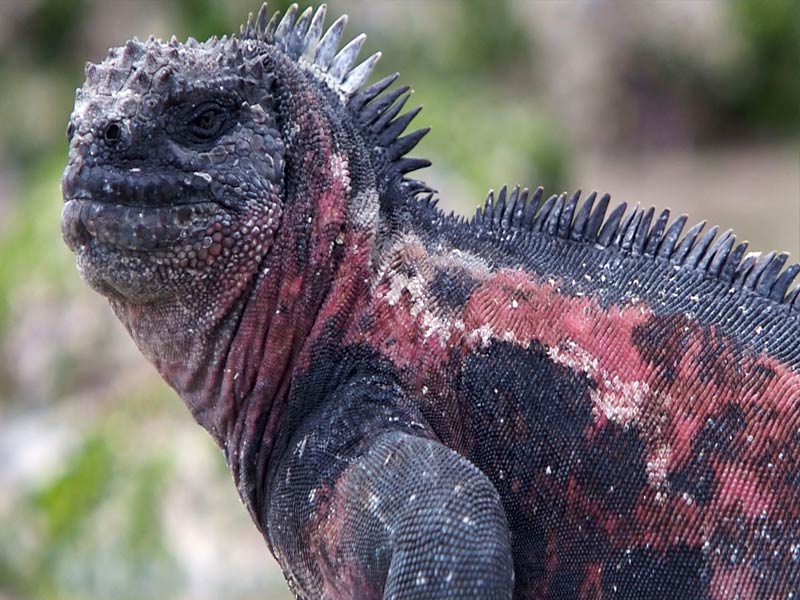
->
61;4;800;599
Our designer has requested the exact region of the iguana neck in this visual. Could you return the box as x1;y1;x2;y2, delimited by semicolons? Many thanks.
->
113;53;382;528
221;186;377;528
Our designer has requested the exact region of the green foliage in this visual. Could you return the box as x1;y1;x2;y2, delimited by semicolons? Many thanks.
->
413;75;570;200
174;0;233;41
124;461;171;562
0;425;180;599
0;156;74;336
449;0;531;76
616;0;800;143
19;0;88;65
728;0;800;133
33;436;114;545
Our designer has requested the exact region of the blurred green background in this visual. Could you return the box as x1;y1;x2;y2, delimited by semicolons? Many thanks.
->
0;1;797;599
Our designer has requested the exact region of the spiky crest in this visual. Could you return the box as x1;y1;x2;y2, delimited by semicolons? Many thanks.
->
474;186;800;310
239;5;796;309
240;3;431;194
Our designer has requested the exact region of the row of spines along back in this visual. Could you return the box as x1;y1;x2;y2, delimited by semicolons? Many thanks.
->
466;186;800;309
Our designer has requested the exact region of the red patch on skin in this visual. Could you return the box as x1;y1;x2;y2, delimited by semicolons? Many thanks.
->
306;479;352;598
462;269;653;376
461;269;665;445
464;269;570;336
632;331;800;548
347;240;461;375
305;470;384;600
306;231;372;341
354;256;800;589
708;564;760;600
579;562;603;600
714;462;774;518
310;153;349;259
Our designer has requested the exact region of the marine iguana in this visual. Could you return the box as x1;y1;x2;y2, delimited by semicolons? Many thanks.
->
60;3;800;598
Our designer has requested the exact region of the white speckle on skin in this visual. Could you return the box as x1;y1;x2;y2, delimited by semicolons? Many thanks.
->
298;58;350;101
367;493;380;512
547;341;599;375
646;443;672;486
373;237;495;349
591;377;651;426
501;329;518;343
295;436;308;458
470;324;495;347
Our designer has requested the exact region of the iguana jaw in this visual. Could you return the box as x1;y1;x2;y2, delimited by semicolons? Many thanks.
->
61;194;231;303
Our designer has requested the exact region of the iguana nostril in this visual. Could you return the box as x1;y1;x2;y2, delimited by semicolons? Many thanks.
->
103;121;123;145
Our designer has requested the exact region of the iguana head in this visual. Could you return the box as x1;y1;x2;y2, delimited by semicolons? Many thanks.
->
61;27;287;305
62;3;428;310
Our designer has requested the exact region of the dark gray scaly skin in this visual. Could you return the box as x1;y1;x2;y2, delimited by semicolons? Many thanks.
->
61;4;800;599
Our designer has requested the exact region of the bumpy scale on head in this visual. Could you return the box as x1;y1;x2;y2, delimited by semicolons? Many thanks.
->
61;34;284;309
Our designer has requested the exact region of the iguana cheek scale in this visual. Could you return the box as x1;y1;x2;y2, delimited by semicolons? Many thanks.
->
61;3;800;598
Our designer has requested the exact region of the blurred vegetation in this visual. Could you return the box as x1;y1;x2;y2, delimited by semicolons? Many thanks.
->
727;0;800;134
0;1;796;599
617;0;800;145
1;429;179;600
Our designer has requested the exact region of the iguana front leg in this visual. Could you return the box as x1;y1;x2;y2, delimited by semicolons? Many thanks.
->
267;429;514;599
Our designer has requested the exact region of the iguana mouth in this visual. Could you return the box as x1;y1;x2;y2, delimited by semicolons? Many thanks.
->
60;158;233;253
61;197;224;253
61;191;234;303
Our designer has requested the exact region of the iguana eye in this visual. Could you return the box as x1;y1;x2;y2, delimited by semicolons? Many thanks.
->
185;104;229;143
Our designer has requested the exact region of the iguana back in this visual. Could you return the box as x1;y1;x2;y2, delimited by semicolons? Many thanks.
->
349;188;800;597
